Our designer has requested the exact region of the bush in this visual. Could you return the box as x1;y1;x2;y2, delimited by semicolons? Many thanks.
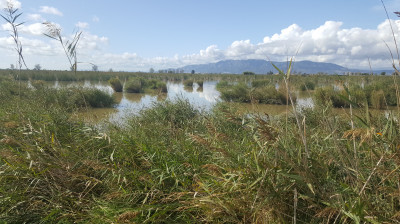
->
370;90;386;109
314;86;365;108
251;86;282;104
277;83;297;105
251;80;270;88
124;78;167;93
109;77;123;92
82;88;115;108
197;80;203;88
300;81;315;91
314;87;341;107
219;83;250;102
156;81;168;93
183;79;194;87
216;80;232;89
125;78;143;93
45;87;114;109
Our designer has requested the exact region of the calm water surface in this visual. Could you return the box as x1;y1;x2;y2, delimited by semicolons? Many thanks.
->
51;80;314;124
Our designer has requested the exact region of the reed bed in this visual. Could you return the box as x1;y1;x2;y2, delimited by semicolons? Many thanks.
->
1;76;400;223
2;2;400;222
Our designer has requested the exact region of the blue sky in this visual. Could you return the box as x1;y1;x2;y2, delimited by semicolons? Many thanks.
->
1;0;400;71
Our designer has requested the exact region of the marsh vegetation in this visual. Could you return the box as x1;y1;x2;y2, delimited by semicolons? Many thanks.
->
2;1;400;222
1;71;400;223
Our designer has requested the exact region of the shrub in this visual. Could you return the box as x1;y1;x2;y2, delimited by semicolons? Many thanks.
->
197;80;203;88
220;83;250;102
156;81;168;93
183;79;194;87
251;80;270;88
50;87;114;109
300;81;315;91
31;80;47;90
82;88;115;108
277;83;297;105
314;87;340;107
370;90;386;109
216;80;231;89
125;78;143;93
124;78;167;93
109;77;123;92
313;86;367;108
251;86;282;104
347;86;367;107
243;71;255;75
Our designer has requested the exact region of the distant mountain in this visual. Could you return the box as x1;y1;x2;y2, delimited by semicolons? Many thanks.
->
177;59;391;75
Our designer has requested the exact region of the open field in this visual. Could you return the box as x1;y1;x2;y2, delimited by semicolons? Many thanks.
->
1;72;400;223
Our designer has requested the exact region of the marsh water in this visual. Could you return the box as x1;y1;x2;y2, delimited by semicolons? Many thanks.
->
46;80;315;124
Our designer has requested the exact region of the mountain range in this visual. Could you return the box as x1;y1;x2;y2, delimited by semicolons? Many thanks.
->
177;59;392;75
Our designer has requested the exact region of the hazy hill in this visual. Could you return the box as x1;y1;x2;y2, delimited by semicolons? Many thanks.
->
177;59;386;75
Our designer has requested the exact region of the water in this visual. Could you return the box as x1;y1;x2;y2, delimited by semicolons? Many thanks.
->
46;80;314;123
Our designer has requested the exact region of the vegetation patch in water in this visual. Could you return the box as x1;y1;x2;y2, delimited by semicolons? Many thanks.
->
218;81;296;105
124;77;167;93
108;77;123;92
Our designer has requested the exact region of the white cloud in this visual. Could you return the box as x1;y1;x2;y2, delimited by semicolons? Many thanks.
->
2;17;400;71
0;0;21;9
78;32;108;52
26;18;400;71
2;22;46;36
76;22;89;29
27;14;43;21
39;6;63;16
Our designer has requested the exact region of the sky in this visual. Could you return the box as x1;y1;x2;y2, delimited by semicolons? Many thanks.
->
1;0;400;72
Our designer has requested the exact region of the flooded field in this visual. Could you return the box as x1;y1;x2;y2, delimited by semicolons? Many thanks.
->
45;80;316;124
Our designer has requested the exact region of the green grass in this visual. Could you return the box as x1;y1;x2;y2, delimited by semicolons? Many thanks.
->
2;75;400;223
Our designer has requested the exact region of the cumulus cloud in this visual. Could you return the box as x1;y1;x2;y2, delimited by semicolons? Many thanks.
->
76;22;89;29
39;6;63;16
78;32;108;52
2;16;400;71
58;19;400;71
2;22;46;36
253;20;400;68
27;14;43;21
0;0;21;9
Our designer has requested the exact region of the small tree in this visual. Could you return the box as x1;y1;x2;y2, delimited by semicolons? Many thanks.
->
191;70;195;74
10;64;15;70
34;64;41;70
243;71;255;75
92;64;98;72
149;68;155;73
380;71;386;76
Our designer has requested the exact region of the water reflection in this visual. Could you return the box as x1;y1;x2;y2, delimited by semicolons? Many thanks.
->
113;93;123;104
184;86;193;92
123;93;144;103
46;80;317;123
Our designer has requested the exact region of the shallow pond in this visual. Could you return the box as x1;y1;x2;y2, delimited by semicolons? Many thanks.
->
46;80;315;124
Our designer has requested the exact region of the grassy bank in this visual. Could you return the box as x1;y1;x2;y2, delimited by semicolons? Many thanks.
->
1;77;400;223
